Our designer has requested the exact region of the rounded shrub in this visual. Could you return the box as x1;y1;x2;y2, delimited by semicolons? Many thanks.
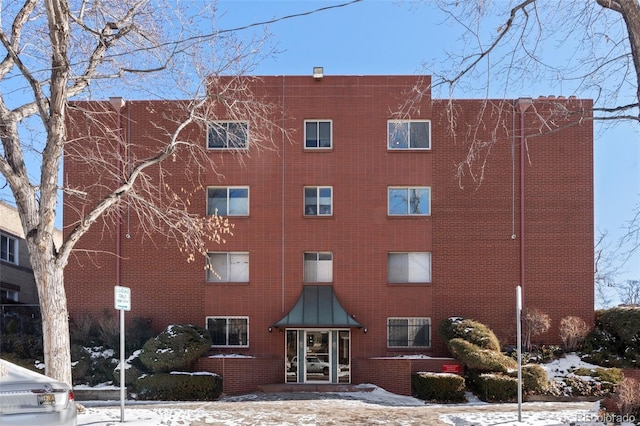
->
139;324;211;373
521;363;550;394
448;338;517;373
439;317;501;352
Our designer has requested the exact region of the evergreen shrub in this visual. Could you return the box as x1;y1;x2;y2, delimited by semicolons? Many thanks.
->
473;373;518;402
139;324;211;373
448;338;517;373
135;372;222;401
521;363;550;394
439;317;501;351
582;307;640;368
411;372;466;402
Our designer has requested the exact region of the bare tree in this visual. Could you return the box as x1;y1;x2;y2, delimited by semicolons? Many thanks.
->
559;316;590;352
522;307;551;351
424;0;640;121
595;231;619;308
0;0;358;386
410;0;640;286
617;279;640;304
620;205;640;263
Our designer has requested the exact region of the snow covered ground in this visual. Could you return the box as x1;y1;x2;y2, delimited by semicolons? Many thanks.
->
76;354;636;425
77;387;625;426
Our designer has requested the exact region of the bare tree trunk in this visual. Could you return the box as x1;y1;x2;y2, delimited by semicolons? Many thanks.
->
29;250;72;386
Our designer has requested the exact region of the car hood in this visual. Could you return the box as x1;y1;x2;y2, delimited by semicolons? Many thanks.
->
1;359;59;383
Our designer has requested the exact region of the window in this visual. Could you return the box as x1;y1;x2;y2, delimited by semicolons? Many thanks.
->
0;234;17;264
206;317;249;347
305;120;332;148
304;187;332;216
388;187;430;215
207;252;249;282
388;252;431;283
387;318;431;348
388;120;430;149
207;121;249;149
0;289;18;302
304;252;333;282
207;187;249;216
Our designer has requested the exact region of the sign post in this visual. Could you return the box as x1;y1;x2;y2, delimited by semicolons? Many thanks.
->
516;285;522;422
114;286;130;423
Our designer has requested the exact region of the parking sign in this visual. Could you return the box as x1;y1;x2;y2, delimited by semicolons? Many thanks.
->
114;286;131;311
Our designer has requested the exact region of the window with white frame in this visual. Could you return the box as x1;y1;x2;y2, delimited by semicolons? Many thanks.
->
388;187;430;216
207;121;249;149
206;317;249;347
0;289;18;302
387;317;431;348
304;186;332;216
304;252;333;282
207;187;249;216
305;120;332;148
0;233;17;264
387;252;431;283
207;252;249;282
388;120;431;149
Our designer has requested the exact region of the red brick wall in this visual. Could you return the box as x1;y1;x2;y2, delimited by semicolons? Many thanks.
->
431;98;594;353
64;76;438;358
64;77;593;388
193;356;283;395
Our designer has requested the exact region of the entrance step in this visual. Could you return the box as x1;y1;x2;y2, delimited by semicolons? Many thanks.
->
257;383;376;393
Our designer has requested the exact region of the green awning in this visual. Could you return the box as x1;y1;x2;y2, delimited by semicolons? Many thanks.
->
272;285;363;328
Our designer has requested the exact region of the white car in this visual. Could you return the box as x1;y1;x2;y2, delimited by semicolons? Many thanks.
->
0;359;77;426
289;356;330;375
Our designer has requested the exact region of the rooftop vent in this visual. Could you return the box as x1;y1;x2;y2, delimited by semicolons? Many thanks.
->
313;67;324;80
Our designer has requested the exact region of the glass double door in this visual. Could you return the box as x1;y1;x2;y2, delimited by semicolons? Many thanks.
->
285;329;350;383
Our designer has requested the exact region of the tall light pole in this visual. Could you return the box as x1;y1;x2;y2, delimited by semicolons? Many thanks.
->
516;285;523;422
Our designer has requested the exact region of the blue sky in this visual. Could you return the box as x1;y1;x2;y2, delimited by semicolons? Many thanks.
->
213;0;639;302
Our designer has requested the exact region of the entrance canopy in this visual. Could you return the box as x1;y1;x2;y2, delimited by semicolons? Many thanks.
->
273;285;363;328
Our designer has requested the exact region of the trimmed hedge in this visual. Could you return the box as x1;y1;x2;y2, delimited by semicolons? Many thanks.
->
139;324;211;373
135;372;223;401
448;338;517;373
412;372;466;403
521;364;550;394
439;317;501;352
473;373;518;402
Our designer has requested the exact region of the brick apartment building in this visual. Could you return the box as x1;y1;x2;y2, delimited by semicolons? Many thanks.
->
64;74;593;395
